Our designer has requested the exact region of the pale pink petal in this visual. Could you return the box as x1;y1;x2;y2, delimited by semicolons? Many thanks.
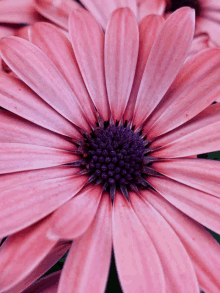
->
6;242;70;293
113;192;165;293
151;103;220;148
28;22;97;125
130;192;199;292
105;8;139;121
0;166;79;192
137;0;166;21
0;217;57;291
145;48;220;138
0;71;80;138
0;37;89;131
0;0;39;24
48;185;102;240
0;143;77;174
186;33;213;61
81;0;137;29
148;176;220;234
58;195;112;293
69;10;110;121
0;174;87;237
23;271;60;293
0;25;16;39
132;7;195;127
143;190;220;293
196;15;220;46
35;0;81;30
153;158;220;198
0;110;74;150
124;14;164;121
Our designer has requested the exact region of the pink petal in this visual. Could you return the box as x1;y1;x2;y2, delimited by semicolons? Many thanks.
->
0;110;74;150
143;190;220;293
148;176;220;234
81;0;137;29
151;103;220;148
48;185;103;240
69;9;110;121
186;33;213;61
0;217;57;291
23;271;60;293
0;0;39;24
0;143;77;174
105;8;139;121
137;0;166;21
0;71;80;138
124;14;165;121
0;166;80;192
153;158;220;198
0;174;87;237
0;37;89;131
35;0;81;29
0;25;16;39
6;241;69;293
58;195;112;293
113;192;165;293
196;14;220;46
132;7;195;127
145;48;220;139
130;192;199;292
28;22;97;126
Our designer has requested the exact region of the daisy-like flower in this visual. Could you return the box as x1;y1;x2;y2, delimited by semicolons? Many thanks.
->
167;0;220;47
0;6;220;293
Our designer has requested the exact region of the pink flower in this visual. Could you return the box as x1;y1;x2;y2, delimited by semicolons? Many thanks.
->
0;6;220;293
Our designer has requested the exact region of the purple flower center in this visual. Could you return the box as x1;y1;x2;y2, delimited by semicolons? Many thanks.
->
167;0;201;17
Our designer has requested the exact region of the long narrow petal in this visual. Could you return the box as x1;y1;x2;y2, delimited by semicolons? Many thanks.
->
130;192;199;292
28;22;97;125
0;217;57;291
0;174;87;237
137;0;165;21
133;7;195;127
69;10;109;120
7;242;70;293
153;158;220;198
0;166;79;192
151;103;220;148
58;195;112;293
48;185;103;240
0;37;89;130
143;190;220;293
35;0;81;29
0;143;77;174
145;48;220;138
124;14;164;121
148;176;220;234
23;271;60;293
0;71;80;138
113;192;165;293
105;8;139;121
0;110;74;150
0;0;39;24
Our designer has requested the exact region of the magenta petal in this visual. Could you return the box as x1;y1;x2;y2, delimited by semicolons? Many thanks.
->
58;195;112;293
105;8;139;121
0;174;87;237
0;36;89;130
0;217;57;291
113;192;166;293
133;7;195;127
48;185;103;240
130;192;199;292
143;190;220;293
69;9;110;121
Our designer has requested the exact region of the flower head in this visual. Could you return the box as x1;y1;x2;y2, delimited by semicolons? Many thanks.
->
0;6;220;293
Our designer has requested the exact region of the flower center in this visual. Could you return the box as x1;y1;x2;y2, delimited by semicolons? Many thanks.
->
74;121;157;200
167;0;201;17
